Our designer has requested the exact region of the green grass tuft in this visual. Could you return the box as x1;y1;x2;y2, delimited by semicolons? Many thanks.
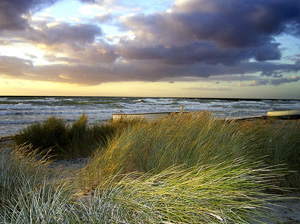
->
81;112;258;184
13;114;140;159
14;116;69;157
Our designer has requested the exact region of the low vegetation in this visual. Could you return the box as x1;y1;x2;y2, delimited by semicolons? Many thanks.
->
13;114;140;159
237;118;300;189
81;112;299;189
1;112;299;223
0;145;284;223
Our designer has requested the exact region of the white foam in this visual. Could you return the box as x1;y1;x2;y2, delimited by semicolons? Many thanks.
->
1;97;300;136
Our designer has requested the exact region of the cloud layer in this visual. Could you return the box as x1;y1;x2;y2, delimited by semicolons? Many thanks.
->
1;0;300;88
0;0;58;31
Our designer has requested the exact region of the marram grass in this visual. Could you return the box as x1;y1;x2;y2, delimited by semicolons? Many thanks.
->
255;120;300;188
80;112;299;190
0;145;76;223
85;160;283;224
80;112;261;184
1;112;299;223
13;113;142;159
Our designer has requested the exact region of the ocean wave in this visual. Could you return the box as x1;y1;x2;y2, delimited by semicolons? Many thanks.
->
0;120;34;125
1;97;299;136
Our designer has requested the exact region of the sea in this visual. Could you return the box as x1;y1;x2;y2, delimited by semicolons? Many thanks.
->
0;96;300;137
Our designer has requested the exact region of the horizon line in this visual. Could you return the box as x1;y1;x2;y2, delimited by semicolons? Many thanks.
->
0;95;299;101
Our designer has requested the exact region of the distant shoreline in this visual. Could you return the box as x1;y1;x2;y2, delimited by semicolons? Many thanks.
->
1;95;300;101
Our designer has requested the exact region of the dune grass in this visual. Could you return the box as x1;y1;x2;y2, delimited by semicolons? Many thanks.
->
0;145;284;223
76;161;284;224
0;145;75;223
247;119;300;189
2;112;299;223
13;114;141;159
80;112;275;185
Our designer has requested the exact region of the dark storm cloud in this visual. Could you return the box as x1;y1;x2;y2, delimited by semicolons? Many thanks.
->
122;0;300;48
0;19;117;65
28;23;102;47
31;64;125;85
0;56;33;77
1;0;300;86
0;0;58;31
21;61;300;85
109;0;300;83
270;76;300;86
1;53;300;86
25;22;118;64
70;43;118;64
116;0;299;69
237;75;300;87
38;31;118;64
118;41;281;66
248;80;270;86
42;42;118;65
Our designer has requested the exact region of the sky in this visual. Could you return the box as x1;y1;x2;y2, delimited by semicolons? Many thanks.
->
0;0;300;99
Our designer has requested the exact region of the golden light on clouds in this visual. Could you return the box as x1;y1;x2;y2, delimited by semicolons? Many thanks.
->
0;78;210;97
36;44;48;49
0;75;299;99
58;74;72;80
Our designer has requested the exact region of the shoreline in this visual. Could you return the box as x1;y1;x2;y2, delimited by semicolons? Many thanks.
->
2;115;299;139
1;97;300;140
